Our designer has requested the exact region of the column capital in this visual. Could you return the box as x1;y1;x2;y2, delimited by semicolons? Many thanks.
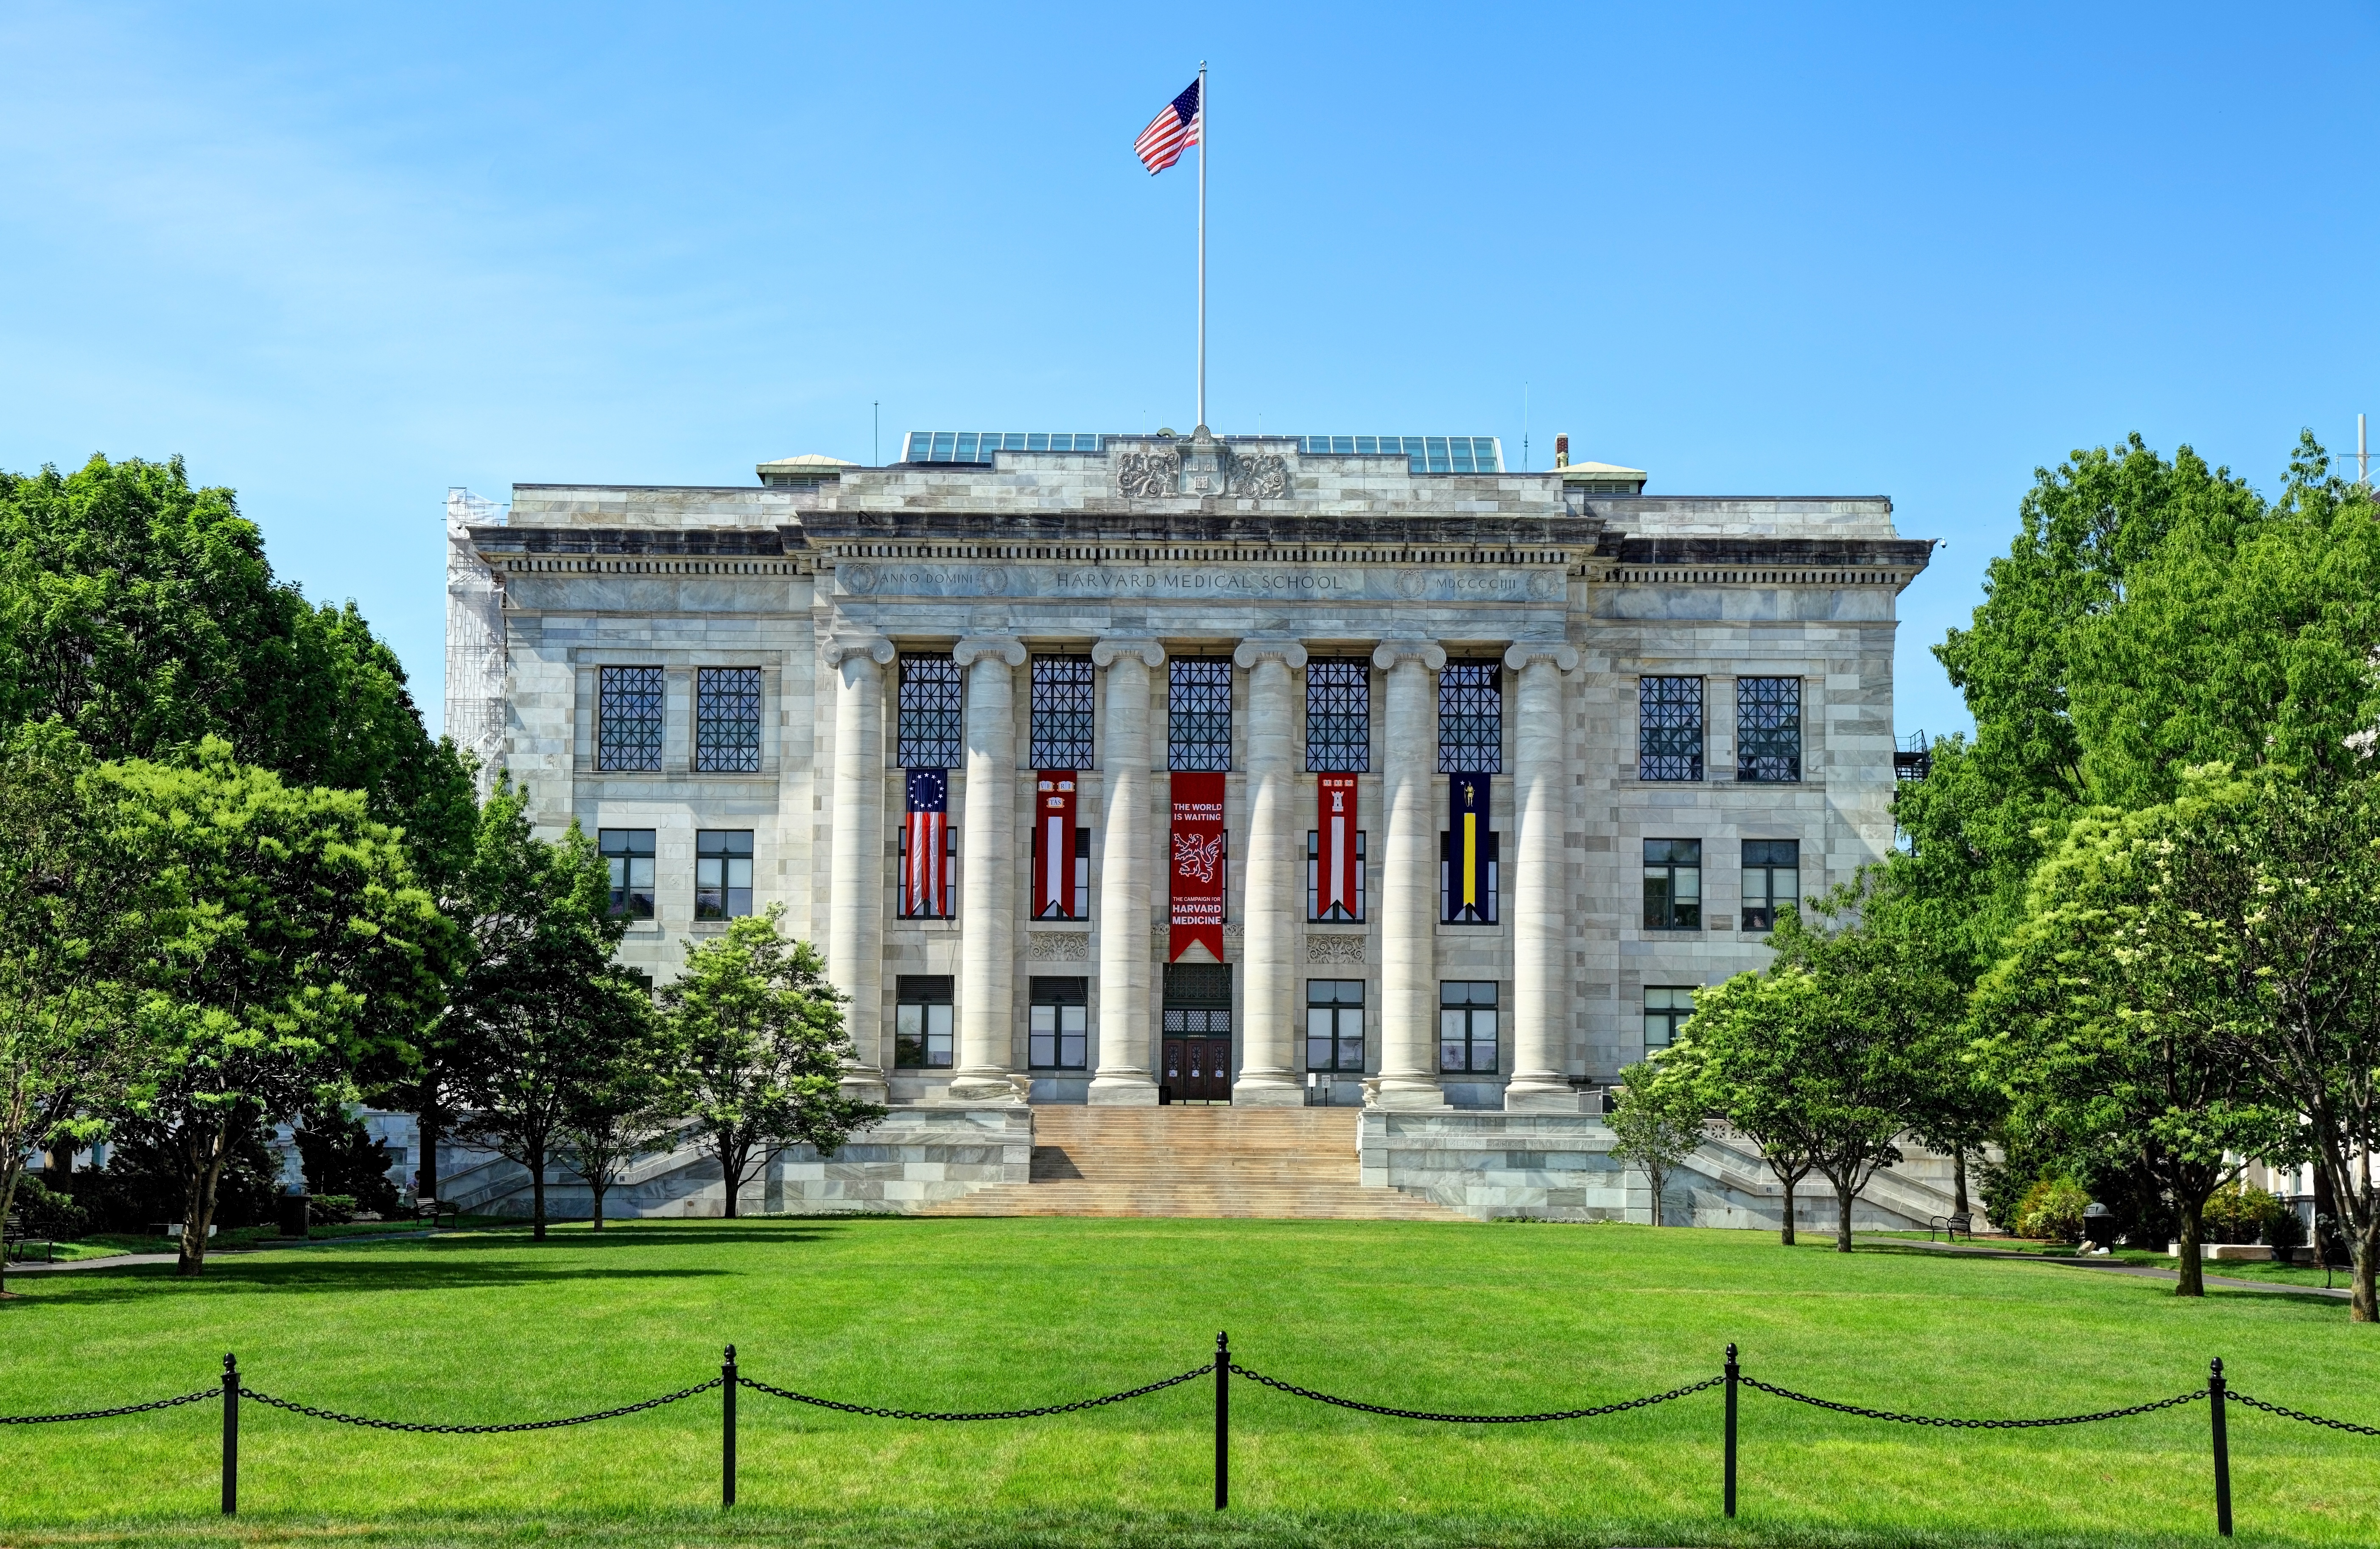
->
952;635;1027;668
823;633;895;667
1091;636;1167;669
1231;639;1309;671
1371;639;1448;673
1504;640;1582;673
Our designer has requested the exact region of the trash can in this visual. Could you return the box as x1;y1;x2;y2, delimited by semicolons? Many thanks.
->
2082;1201;2117;1248
276;1193;310;1239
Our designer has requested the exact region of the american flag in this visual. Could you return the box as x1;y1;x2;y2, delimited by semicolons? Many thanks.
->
1134;77;1202;174
903;768;951;918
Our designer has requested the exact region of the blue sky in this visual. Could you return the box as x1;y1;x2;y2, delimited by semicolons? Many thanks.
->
3;2;2375;741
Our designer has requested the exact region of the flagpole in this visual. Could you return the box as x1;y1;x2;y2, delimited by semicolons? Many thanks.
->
1197;59;1207;431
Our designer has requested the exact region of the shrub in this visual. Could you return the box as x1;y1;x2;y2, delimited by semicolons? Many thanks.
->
10;1176;89;1239
309;1194;361;1225
2014;1177;2090;1242
2202;1181;2289;1246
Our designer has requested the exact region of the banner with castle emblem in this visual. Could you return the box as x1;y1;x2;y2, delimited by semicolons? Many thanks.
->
1033;771;1077;918
1315;773;1360;920
1168;771;1227;961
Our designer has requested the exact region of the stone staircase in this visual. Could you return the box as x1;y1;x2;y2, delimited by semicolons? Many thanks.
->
923;1106;1469;1222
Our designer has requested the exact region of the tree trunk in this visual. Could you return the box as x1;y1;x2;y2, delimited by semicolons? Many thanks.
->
0;1157;24;1295
1647;1164;1664;1227
2175;1193;2206;1297
417;1094;442;1208
1952;1146;1970;1219
722;1140;745;1219
1776;1169;1798;1246
1835;1179;1856;1253
588;1170;607;1233
2352;1214;2378;1325
178;1116;229;1278
528;1142;548;1241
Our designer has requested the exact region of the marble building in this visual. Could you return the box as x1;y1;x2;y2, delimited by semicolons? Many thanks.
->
442;427;1936;1216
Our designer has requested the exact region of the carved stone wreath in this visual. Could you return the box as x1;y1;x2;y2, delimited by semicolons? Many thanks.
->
1225;453;1289;499
1116;451;1180;498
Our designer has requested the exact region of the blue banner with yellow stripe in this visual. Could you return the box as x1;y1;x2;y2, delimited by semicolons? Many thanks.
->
1446;773;1493;922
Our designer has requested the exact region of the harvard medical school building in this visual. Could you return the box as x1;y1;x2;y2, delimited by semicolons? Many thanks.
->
444;428;1950;1220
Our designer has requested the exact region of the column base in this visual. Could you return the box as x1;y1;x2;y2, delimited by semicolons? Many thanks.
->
1230;1077;1306;1107
1086;1075;1161;1106
1504;1078;1587;1114
944;1073;1026;1105
1366;1076;1451;1111
839;1071;891;1105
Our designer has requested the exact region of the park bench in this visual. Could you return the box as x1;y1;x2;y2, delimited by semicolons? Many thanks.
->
3;1211;55;1263
1928;1213;1973;1242
410;1197;459;1230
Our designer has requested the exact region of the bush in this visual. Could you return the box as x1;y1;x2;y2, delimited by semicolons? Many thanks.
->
2202;1181;2291;1246
295;1107;402;1218
10;1176;89;1239
2014;1177;2090;1242
309;1194;361;1225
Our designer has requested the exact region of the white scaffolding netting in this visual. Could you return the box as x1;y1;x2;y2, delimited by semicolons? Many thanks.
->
444;487;507;794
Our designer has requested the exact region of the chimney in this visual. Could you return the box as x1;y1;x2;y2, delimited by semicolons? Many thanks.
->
1553;433;1569;469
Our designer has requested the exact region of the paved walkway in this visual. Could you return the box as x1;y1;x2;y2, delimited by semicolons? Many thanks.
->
6;1230;438;1277
1864;1234;2351;1298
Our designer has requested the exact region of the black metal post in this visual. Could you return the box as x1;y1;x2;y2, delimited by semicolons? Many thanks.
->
1723;1342;1739;1519
221;1352;240;1517
2209;1357;2232;1537
722;1344;738;1509
1214;1330;1229;1511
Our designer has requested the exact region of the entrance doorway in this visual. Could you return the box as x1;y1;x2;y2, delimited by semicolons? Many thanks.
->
1162;963;1233;1103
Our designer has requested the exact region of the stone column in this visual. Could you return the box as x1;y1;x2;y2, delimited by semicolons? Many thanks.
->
825;634;895;1103
1088;637;1165;1105
948;636;1028;1104
1232;639;1308;1105
1504;640;1585;1111
1370;639;1449;1109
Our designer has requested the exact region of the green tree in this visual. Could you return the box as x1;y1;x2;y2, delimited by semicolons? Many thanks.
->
1605;1059;1706;1226
0;724;143;1294
555;1017;686;1233
663;908;885;1218
97;740;444;1275
1974;771;2300;1296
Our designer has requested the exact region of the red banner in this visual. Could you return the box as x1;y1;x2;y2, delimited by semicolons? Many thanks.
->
1316;773;1359;921
1033;771;1077;918
1168;771;1227;962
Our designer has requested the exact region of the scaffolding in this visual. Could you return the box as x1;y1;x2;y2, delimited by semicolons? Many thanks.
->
443;487;507;795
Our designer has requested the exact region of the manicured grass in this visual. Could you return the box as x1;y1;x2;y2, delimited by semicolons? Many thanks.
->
1864;1233;2354;1290
3;1216;2377;1547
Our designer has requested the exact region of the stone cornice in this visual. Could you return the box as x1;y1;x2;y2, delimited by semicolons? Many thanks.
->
794;511;1608;553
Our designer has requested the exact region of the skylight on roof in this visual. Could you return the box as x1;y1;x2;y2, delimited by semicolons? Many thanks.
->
902;432;1104;462
1295;436;1503;473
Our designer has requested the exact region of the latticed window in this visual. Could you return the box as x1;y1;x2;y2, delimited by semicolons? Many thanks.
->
1168;659;1233;772
1437;661;1502;773
897;655;963;768
1030;656;1096;768
1639;676;1704;781
693;667;762;773
1737;676;1802;783
1305;659;1370;773
596;666;665;772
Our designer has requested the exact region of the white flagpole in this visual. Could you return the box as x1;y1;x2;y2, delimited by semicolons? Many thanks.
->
1197;60;1207;431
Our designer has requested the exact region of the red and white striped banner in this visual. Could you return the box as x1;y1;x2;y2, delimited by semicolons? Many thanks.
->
1034;771;1077;918
1316;773;1359;920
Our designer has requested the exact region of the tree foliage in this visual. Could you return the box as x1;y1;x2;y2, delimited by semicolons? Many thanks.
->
1606;1060;1706;1227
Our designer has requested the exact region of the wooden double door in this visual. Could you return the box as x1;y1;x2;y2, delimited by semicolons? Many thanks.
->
1163;1035;1233;1102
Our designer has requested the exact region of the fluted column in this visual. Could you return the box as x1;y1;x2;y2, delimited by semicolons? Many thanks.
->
1371;639;1449;1109
825;633;895;1103
1504;640;1584;1111
1088;637;1165;1105
949;636;1027;1104
1232;638;1307;1105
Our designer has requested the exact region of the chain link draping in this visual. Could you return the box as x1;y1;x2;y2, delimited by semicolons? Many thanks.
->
1228;1363;1723;1424
2229;1392;2380;1437
0;1388;219;1425
736;1362;1211;1421
236;1378;722;1434
1738;1375;2208;1429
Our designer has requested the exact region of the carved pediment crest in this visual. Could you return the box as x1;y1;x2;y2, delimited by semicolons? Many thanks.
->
1117;450;1180;498
1225;452;1289;499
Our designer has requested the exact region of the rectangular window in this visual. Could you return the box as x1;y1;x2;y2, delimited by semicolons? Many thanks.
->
1305;659;1371;773
693;667;763;773
1161;962;1233;1034
1306;829;1368;921
1737;677;1802;783
1306;980;1365;1072
1438;661;1503;773
1439;829;1501;924
599;829;656;919
695;830;754;919
1031;824;1092;918
1030;656;1096;768
893;976;954;1069
1742;840;1801;932
897;655;963;768
896;824;958;918
1644;838;1703;929
1639;676;1704;781
1028;977;1089;1070
1644;986;1697;1050
1439;981;1499;1074
1167;659;1233;771
596;666;665;772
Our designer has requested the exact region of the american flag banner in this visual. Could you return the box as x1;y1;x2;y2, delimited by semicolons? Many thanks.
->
1316;773;1360;920
903;768;951;918
1134;76;1202;174
1033;771;1078;918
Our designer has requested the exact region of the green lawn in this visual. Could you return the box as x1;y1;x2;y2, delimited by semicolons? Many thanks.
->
3;1216;2377;1548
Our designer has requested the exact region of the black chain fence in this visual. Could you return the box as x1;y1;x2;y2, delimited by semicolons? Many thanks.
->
12;1338;2377;1537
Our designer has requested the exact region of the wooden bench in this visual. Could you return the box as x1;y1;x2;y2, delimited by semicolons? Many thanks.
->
411;1197;459;1230
3;1212;55;1263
